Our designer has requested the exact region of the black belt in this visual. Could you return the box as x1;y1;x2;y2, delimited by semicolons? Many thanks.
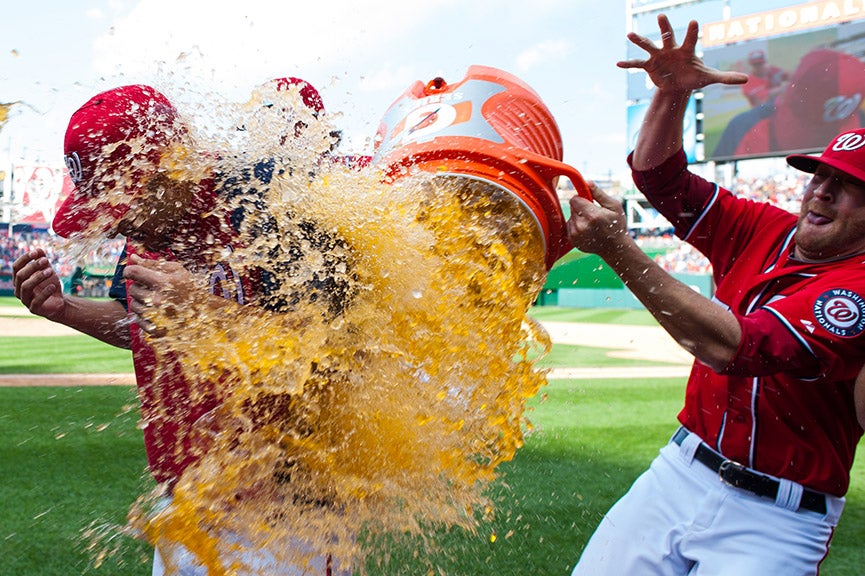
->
672;427;827;514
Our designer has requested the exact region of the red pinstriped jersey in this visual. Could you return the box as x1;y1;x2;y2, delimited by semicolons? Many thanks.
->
631;149;865;496
123;208;256;484
112;155;361;485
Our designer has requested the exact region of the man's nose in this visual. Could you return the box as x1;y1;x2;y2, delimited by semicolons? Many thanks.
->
814;179;837;201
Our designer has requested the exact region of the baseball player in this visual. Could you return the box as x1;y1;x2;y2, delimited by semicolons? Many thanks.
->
14;81;354;575
566;15;865;575
740;49;789;108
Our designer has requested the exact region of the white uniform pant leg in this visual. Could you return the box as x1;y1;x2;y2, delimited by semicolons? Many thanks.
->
572;436;843;576
235;536;353;576
681;478;841;576
152;545;206;576
152;541;352;576
571;441;700;576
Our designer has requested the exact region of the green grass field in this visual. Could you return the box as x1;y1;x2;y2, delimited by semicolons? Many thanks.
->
2;299;864;575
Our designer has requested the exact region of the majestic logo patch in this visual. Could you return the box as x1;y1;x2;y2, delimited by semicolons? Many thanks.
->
813;289;865;338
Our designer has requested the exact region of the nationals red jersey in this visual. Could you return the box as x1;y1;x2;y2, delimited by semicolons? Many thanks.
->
110;160;280;484
631;149;865;496
114;206;256;484
111;155;358;484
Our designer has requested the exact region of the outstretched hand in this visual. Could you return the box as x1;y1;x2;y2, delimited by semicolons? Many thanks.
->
617;14;747;93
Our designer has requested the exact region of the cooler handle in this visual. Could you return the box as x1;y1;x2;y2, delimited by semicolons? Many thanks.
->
519;149;593;202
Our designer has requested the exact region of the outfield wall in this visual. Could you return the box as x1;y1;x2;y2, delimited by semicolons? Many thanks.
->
537;272;714;309
539;248;714;309
3;249;715;310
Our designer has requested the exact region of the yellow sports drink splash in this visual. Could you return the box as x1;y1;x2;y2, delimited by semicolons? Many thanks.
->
81;69;591;575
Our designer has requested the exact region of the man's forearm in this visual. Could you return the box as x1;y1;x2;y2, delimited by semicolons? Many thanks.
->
604;240;740;371
57;296;132;349
631;89;691;171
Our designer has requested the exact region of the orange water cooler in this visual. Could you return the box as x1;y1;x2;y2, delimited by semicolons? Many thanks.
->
371;65;591;270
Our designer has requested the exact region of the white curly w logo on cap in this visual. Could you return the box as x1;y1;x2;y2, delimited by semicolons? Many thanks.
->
64;152;83;183
832;132;865;152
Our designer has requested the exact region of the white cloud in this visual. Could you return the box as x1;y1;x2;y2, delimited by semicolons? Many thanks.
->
89;0;457;97
357;65;418;93
83;0;469;155
2;0;634;175
515;39;571;72
600;131;627;144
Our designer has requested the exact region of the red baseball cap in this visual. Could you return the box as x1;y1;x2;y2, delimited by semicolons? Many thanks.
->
787;127;865;184
773;49;865;152
259;77;325;115
53;84;182;238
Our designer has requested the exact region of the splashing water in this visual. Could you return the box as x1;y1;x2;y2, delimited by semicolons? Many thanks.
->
75;86;554;574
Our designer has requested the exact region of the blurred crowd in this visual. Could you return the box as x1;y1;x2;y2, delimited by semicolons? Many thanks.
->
1;230;124;287
637;171;808;276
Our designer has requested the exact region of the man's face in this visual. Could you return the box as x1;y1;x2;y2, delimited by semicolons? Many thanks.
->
794;165;865;261
114;175;192;252
749;60;767;75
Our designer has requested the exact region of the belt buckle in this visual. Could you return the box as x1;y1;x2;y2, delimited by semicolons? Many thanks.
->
718;459;747;488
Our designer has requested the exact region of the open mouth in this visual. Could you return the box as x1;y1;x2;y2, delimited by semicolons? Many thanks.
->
806;211;832;225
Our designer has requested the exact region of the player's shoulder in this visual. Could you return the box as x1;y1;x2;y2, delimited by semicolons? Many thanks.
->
821;255;865;275
803;260;865;327
761;264;865;343
798;258;865;293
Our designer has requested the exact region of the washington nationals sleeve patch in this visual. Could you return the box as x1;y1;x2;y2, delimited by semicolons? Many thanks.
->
813;288;865;337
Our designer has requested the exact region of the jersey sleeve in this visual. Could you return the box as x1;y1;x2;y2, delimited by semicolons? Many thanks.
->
628;149;717;239
629;149;794;280
726;274;865;381
723;308;821;377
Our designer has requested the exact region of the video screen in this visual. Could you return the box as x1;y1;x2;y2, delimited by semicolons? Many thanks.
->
702;19;865;162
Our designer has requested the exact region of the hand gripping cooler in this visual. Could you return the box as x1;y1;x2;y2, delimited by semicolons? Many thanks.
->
371;65;592;270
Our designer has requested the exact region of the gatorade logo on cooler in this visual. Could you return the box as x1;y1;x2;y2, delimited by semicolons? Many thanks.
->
404;102;473;139
379;79;506;156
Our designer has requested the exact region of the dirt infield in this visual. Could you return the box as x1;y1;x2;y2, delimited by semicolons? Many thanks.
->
1;308;133;386
0;373;138;387
1;305;87;336
2;315;85;337
1;309;693;386
541;321;693;365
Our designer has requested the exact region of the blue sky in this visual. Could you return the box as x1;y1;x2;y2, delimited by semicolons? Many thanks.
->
0;0;802;182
